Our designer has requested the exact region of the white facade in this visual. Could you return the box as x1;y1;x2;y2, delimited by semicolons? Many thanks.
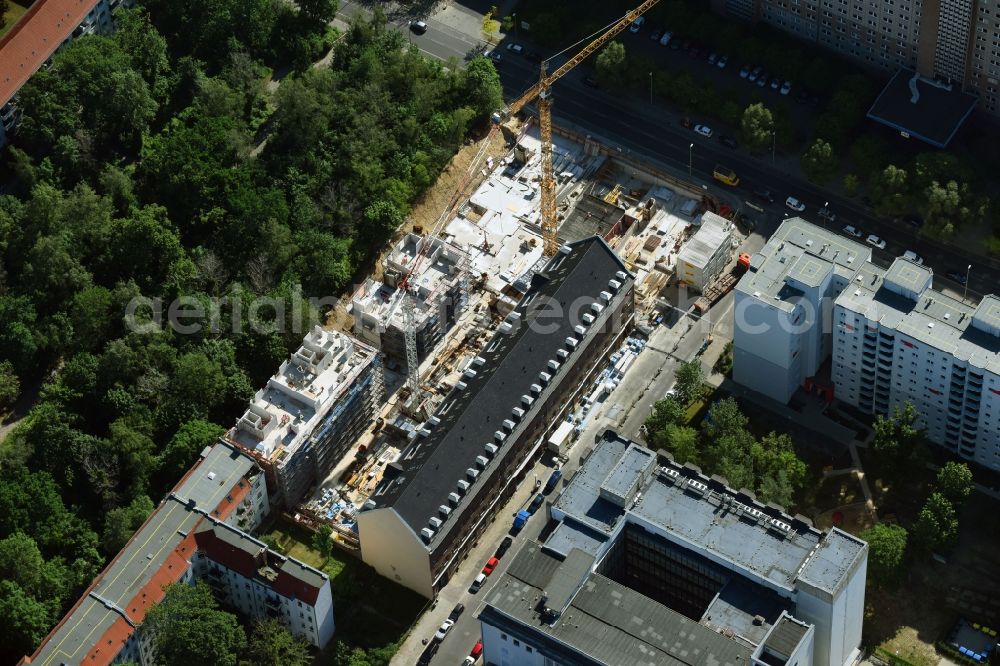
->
677;211;734;291
732;218;870;404
834;260;1000;470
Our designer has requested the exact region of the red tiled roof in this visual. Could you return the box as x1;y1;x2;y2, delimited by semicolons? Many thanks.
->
193;525;259;579
272;567;320;606
0;0;101;107
213;479;250;521
85;617;132;666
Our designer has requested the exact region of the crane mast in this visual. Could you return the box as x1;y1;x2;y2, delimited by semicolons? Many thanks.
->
503;0;662;256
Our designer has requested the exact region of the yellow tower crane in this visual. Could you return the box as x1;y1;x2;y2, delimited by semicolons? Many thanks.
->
503;0;662;256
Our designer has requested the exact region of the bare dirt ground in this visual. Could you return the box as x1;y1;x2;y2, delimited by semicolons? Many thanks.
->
324;122;514;334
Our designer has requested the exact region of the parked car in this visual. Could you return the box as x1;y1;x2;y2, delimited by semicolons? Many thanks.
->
739;64;751;78
582;75;599;88
482;556;499;575
449;603;465;622
496;535;514;557
470;572;487;593
650;29;662;41
720;135;738;149
842;225;863;238
417;642;438;665
434;619;455;642
785;196;806;212
528;493;545;514
717;54;729;68
770;77;781;90
708;52;718;65
780;80;792;95
903;213;924;229
945;270;968;285
749;66;762;82
506;43;523;54
866;234;886;249
756;73;768;87
485;50;500;62
462;641;484;665
629;16;645;32
754;188;775;204
694;124;713;138
903;250;924;264
659;31;672;46
409;20;428;34
817;207;836;223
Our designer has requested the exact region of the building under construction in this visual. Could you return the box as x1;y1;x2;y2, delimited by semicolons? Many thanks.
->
352;233;471;368
224;326;384;507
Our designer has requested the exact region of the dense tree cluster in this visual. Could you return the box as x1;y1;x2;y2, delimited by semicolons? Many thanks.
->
644;395;808;507
0;4;499;660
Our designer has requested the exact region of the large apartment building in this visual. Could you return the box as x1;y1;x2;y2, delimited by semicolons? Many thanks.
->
224;325;384;507
357;237;635;598
710;0;1000;119
479;431;868;666
733;218;1000;471
733;218;872;404
20;443;335;666
834;260;1000;471
0;0;131;147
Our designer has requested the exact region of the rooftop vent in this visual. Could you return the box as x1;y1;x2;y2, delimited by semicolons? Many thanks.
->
429;517;443;529
448;492;461;505
582;313;595;325
464;368;478;379
591;302;605;314
512;406;525;420
475;455;489;468
547;360;560;372
559;244;572;255
502;419;515;432
456;380;467;390
457;480;470;493
472;356;485;367
528;385;541;397
608;279;622;292
420;528;434;543
557;348;569;359
615;270;628;281
428;416;441;427
484;443;499;456
769;518;792;533
565;337;578;349
539;371;552;384
467;467;480;480
494;431;506;443
499;321;513;334
599;291;612;304
438;505;451;517
573;324;586;336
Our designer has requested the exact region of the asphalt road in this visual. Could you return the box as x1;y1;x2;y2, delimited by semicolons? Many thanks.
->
489;49;998;301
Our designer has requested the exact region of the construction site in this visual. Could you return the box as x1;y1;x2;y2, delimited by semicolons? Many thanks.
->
261;0;754;555
280;118;748;549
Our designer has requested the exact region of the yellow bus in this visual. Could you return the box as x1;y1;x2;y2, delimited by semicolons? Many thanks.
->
713;165;740;186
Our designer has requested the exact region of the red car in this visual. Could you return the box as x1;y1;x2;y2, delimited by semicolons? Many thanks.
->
481;556;499;575
471;640;483;658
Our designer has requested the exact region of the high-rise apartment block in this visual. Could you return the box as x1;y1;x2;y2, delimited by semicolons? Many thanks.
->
710;0;1000;120
733;218;1000;471
224;326;384;507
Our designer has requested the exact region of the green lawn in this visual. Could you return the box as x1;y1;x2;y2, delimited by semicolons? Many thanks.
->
0;1;29;41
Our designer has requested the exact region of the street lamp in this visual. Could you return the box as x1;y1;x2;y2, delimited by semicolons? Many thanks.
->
649;72;653;104
688;143;694;177
822;201;829;227
964;264;972;302
771;130;776;165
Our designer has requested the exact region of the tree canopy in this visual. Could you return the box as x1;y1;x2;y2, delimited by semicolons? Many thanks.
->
935;462;973;505
143;582;247;666
740;103;774;151
860;523;908;586
912;492;959;554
